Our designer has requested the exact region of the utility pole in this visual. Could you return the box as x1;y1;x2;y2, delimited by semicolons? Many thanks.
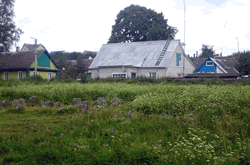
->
236;37;239;53
31;37;37;76
183;0;186;77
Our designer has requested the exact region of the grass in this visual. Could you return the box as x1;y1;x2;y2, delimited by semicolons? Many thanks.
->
0;78;250;164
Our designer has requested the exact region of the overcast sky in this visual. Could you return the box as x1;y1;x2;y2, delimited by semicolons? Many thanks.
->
12;0;249;57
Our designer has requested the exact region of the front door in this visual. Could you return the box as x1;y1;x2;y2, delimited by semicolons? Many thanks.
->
131;73;136;78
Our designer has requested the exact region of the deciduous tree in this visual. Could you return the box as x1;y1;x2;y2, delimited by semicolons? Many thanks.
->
0;0;23;52
199;44;215;57
108;4;178;43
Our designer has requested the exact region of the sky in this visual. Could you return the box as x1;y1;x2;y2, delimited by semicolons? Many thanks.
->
11;0;250;57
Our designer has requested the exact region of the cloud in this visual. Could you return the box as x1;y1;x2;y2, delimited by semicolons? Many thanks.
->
17;17;32;24
231;1;246;6
17;17;32;28
205;0;228;6
245;33;250;41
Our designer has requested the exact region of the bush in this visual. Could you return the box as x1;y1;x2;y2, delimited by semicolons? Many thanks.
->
59;75;76;83
28;75;44;81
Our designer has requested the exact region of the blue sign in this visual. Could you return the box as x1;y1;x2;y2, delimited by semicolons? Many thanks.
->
176;54;181;66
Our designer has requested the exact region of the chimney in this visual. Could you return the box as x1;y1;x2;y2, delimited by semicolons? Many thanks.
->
196;51;198;58
35;39;37;45
220;52;222;57
16;46;20;52
193;54;195;58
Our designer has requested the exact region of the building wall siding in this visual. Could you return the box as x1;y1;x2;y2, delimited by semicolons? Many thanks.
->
0;71;27;80
30;71;56;79
165;44;195;77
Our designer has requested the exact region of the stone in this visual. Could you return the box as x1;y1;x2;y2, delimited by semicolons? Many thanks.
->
0;100;8;108
72;98;82;106
57;107;64;114
77;101;90;114
11;99;27;108
93;97;107;108
45;101;54;107
28;96;40;106
55;102;61;107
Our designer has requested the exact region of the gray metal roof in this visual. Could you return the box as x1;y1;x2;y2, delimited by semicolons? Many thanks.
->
89;40;181;69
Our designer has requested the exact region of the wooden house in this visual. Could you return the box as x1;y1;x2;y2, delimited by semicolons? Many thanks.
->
21;43;46;52
192;56;239;74
89;39;197;79
0;49;61;80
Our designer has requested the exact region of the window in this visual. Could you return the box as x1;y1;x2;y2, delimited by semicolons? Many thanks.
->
18;71;23;79
4;72;8;80
206;61;213;66
33;71;38;76
47;72;52;80
149;72;156;78
112;73;126;78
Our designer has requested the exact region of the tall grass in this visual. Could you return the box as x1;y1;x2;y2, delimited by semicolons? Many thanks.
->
0;79;249;164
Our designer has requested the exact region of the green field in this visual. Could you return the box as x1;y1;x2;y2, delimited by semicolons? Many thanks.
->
0;80;249;165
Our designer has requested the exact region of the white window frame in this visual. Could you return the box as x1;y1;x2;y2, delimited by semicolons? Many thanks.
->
18;71;23;79
206;61;213;66
4;72;9;80
47;72;52;80
148;72;156;78
33;71;38;76
112;73;127;78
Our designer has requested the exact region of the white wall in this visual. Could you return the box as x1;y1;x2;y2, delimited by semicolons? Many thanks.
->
166;43;195;77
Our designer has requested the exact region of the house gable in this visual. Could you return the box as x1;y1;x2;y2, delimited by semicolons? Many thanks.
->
29;50;60;70
195;57;226;73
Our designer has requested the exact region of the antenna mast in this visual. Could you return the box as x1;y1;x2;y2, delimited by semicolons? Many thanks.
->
221;21;228;57
183;0;186;77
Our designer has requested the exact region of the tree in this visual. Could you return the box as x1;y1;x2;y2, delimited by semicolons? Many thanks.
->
0;0;23;52
199;44;215;57
64;63;78;80
69;52;82;60
234;50;250;75
108;4;178;43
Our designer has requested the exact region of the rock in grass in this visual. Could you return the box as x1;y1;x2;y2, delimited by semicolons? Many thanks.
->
11;99;27;108
28;96;40;106
72;98;81;106
45;101;54;107
57;107;64;114
0;100;8;108
55;102;61;107
77;101;90;114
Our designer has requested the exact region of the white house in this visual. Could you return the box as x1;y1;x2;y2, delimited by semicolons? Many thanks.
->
88;39;196;79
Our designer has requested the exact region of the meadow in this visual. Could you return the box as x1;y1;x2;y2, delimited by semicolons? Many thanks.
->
0;77;250;165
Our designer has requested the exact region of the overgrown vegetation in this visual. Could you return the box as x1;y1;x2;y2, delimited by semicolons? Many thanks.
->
0;80;250;164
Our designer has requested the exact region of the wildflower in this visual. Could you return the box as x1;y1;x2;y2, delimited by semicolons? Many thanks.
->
159;140;162;142
61;133;64;136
